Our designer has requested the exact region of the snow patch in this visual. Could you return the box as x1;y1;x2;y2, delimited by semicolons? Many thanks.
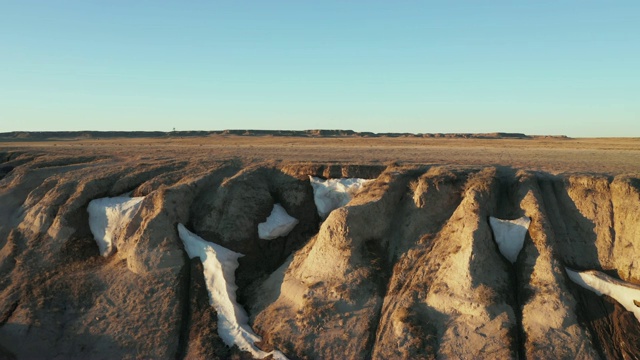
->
87;196;144;257
177;224;288;360
258;203;299;240
309;176;372;219
489;216;531;263
566;268;640;323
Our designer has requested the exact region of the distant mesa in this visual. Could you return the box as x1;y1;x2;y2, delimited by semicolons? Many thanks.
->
0;130;566;141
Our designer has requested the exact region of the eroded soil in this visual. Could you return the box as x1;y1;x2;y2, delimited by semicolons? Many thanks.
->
1;135;640;359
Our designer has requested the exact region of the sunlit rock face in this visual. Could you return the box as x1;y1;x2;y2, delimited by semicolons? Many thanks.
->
1;150;640;360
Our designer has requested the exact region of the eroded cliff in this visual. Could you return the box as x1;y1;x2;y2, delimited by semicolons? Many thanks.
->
1;150;639;359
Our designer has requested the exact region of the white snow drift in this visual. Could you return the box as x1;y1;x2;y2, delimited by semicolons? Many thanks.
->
309;176;372;219
87;196;144;257
566;268;640;323
258;203;299;240
177;224;288;360
488;216;531;263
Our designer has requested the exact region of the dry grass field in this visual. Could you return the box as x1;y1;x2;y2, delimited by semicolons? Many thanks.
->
3;134;640;175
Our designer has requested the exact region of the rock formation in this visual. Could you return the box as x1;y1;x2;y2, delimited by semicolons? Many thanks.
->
1;150;639;359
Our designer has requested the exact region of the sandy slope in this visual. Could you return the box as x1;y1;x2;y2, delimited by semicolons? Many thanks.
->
1;136;640;359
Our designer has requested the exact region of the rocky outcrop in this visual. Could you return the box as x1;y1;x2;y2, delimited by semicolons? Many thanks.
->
1;151;639;359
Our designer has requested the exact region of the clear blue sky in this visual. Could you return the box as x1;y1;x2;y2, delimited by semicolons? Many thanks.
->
1;1;638;136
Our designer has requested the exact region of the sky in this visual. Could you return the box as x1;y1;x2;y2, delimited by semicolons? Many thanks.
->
1;1;638;137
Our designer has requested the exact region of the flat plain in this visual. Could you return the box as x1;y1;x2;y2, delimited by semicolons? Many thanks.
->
2;135;640;175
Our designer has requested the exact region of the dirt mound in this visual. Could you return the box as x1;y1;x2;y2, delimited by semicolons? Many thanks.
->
1;152;639;359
